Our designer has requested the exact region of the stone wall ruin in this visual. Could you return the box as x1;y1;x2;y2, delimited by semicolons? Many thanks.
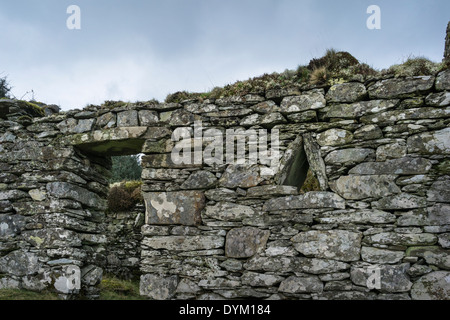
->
1;44;450;300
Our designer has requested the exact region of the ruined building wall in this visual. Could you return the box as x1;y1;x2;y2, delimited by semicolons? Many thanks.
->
1;68;449;299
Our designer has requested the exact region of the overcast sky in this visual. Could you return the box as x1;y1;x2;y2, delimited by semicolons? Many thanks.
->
1;0;449;111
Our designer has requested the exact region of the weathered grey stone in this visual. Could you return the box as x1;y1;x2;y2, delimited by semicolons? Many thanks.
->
220;259;243;272
46;182;105;209
72;119;95;133
436;69;450;91
407;128;450;155
144;191;205;226
240;113;260;126
260;112;287;126
325;99;399;118
0;251;41;278
349;157;432;175
361;247;405;264
372;193;427;210
303;133;328;190
353;124;383;140
22;228;82;248
225;227;270;258
169;109;196;126
204;188;237;201
351;263;412;293
368;76;435;99
263;192;345;211
140;274;178;300
319;273;350;282
362;107;450;125
376;143;407;161
204;202;258;221
241;272;284;287
176;278;201;294
318;291;377;300
426;91;450;106
439;233;450;248
138;110;159;126
331;175;400;200
324;148;374;165
198;278;240;289
397;209;429;226
278;275;323;293
428;203;450;226
0;215;25;238
81;265;103;286
0;190;29;201
243;256;350;274
250;100;278;114
28;189;46;201
246;185;298;199
57;118;78;134
180;171;217;189
142;235;224;251
411;271;450;300
280;89;326;113
96;112;116;129
185;103;218;114
365;232;437;246
117;110;139;127
219;165;264;188
325;82;367;103
423;251;450;270
317;129;353;147
408;264;433;277
316;209;396;225
291;230;362;262
286;110;317;122
427;179;450;203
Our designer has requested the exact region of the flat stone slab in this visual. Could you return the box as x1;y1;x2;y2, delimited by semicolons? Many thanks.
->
204;202;258;222
368;76;435;99
331;175;401;200
263;192;345;211
144;191;205;226
348;157;432;175
142;235;224;251
291;230;362;262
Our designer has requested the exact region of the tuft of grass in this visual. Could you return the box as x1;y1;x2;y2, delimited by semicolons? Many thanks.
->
309;66;328;85
0;289;59;300
99;275;146;300
384;56;442;77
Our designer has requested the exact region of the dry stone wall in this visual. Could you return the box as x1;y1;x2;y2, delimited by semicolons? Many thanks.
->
1;68;450;299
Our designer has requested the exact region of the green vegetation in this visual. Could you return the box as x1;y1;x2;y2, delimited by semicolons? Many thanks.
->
99;275;145;300
0;75;11;98
0;289;59;300
0;276;145;300
110;155;143;183
300;169;321;194
383;56;444;77
107;180;143;212
164;49;381;103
